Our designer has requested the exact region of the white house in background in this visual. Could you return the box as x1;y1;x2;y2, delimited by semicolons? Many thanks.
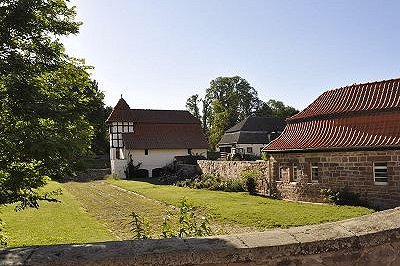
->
217;116;285;157
106;97;208;178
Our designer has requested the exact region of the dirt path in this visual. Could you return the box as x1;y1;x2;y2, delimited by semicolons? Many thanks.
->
63;180;257;239
63;181;173;239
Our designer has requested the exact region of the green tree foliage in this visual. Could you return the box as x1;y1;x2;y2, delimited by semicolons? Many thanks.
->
266;99;298;118
186;76;299;150
185;94;201;121
204;76;260;149
0;0;105;217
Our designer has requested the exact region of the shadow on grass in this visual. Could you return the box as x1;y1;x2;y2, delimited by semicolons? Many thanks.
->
124;177;165;185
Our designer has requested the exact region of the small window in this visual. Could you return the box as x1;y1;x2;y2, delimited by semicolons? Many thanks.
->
247;147;253;154
278;166;284;181
188;148;192;155
292;165;299;182
374;162;388;185
115;148;124;160
145;149;149;155
311;164;319;183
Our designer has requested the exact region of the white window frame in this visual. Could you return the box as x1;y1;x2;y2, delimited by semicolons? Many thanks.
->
292;165;299;182
311;164;319;183
278;165;284;181
374;162;388;185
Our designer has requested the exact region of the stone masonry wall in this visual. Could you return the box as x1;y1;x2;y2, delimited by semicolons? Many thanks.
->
271;150;400;209
198;160;269;180
197;160;270;194
2;207;400;266
198;151;400;209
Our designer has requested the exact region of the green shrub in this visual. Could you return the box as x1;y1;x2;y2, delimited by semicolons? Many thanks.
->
240;171;259;194
320;188;361;206
224;179;246;192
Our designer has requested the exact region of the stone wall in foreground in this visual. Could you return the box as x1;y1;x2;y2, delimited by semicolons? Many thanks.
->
1;207;400;266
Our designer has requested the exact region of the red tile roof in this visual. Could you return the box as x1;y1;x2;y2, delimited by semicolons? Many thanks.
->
289;78;400;121
106;98;199;124
107;98;208;150
122;123;208;149
264;78;400;152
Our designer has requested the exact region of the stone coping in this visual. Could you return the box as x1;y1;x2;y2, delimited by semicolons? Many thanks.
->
1;208;400;266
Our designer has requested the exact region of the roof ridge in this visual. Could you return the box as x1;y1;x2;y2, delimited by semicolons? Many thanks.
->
288;77;400;122
322;77;400;94
130;108;190;112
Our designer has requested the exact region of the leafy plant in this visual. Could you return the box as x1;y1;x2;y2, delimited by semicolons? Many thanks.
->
240;170;259;194
131;198;212;239
320;188;361;206
130;211;151;239
161;210;175;238
176;198;212;237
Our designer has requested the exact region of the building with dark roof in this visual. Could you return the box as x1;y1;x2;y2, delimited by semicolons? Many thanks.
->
262;78;400;209
217;116;285;157
106;98;208;178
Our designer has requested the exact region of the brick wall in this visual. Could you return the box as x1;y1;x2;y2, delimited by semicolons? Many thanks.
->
270;150;400;209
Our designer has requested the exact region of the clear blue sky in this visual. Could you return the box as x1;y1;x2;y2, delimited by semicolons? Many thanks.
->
64;0;400;110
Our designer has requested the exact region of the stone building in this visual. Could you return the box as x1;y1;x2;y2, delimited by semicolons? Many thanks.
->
106;97;208;178
263;78;400;209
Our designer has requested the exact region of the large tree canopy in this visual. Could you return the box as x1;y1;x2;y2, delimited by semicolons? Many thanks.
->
186;76;298;150
0;0;104;217
205;76;261;149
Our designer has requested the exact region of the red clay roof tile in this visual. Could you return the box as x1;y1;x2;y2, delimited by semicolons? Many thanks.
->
289;78;400;121
264;78;400;152
107;98;208;150
122;123;208;149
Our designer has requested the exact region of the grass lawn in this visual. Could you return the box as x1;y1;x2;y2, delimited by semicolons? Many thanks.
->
62;181;178;239
1;182;116;248
1;179;374;248
108;179;374;230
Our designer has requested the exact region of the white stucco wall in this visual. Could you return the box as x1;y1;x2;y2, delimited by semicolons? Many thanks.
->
111;148;207;178
129;148;206;177
233;144;266;156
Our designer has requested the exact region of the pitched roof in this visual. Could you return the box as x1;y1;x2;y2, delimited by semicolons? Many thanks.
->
107;97;209;150
226;116;286;133
264;78;400;152
122;123;208;149
218;116;285;146
106;98;199;124
289;78;400;121
218;132;272;145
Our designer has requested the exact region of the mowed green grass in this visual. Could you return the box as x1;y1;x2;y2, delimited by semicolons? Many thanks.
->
1;182;116;248
62;181;178;239
1;179;374;248
109;179;374;229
